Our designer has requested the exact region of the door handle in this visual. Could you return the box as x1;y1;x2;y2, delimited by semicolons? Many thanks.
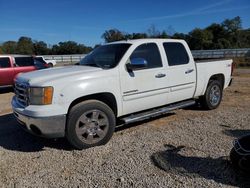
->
155;73;166;78
185;69;194;74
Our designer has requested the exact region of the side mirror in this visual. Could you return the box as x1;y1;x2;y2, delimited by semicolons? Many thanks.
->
126;58;147;71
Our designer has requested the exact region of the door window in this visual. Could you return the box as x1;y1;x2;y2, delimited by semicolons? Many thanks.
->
0;57;11;68
130;43;162;69
163;43;189;66
15;57;34;67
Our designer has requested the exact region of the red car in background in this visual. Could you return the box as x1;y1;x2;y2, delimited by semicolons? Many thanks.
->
0;55;48;87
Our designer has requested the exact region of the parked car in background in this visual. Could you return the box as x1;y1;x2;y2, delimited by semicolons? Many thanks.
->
35;56;56;67
34;58;49;70
0;55;47;87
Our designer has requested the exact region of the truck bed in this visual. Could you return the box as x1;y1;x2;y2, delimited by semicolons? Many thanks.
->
194;59;233;98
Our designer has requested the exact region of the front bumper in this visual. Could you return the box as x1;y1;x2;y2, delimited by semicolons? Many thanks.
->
12;98;66;138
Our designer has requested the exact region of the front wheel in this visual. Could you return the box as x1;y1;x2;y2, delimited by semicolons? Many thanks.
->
200;80;223;110
66;100;116;149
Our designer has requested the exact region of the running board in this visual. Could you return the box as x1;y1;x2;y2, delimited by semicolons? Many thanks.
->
121;100;196;124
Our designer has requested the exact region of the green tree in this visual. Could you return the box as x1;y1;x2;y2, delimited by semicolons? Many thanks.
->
125;33;148;39
172;33;188;40
222;16;242;33
16;37;34;54
1;41;17;54
159;31;168;38
206;23;230;49
238;29;250;48
51;41;92;55
222;16;242;48
33;41;49;55
217;38;232;49
188;28;213;50
102;29;125;43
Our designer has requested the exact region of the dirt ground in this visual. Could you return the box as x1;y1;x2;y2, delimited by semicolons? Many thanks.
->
0;69;249;187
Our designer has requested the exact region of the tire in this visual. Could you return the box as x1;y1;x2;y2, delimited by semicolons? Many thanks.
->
48;63;53;67
230;148;250;175
200;80;223;110
66;100;116;149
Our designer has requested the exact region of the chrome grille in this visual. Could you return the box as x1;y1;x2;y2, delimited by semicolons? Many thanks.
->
15;82;29;107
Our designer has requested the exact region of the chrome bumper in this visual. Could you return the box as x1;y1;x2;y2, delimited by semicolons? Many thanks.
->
13;110;66;138
12;96;66;138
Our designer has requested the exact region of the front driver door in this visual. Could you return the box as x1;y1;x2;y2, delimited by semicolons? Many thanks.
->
120;43;169;115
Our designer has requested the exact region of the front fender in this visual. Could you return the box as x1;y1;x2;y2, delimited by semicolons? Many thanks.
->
58;75;122;116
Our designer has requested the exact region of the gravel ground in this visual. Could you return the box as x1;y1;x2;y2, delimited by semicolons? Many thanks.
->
0;70;250;188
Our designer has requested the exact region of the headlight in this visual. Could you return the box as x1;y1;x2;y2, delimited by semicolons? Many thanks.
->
29;87;53;105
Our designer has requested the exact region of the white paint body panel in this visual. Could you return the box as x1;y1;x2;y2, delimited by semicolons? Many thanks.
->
194;59;233;97
13;39;233;118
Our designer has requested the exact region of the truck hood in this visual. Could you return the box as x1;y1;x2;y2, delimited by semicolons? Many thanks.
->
16;66;102;85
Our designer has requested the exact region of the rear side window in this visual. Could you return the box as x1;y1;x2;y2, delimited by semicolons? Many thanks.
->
130;43;162;69
0;57;11;68
163;42;189;66
15;57;34;67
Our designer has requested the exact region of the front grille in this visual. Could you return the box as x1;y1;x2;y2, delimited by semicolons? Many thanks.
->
15;82;29;107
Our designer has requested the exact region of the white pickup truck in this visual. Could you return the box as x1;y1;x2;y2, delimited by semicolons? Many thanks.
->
12;39;233;149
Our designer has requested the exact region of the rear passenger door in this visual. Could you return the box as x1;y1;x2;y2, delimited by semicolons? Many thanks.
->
163;42;196;103
0;57;14;86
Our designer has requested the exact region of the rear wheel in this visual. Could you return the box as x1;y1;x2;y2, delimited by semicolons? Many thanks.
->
48;63;53;67
66;100;116;149
200;80;223;110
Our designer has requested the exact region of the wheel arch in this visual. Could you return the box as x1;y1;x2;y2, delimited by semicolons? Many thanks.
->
67;92;118;117
208;74;225;89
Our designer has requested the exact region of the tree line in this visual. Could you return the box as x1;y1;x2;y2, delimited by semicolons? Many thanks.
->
0;37;93;55
102;16;250;50
0;16;249;55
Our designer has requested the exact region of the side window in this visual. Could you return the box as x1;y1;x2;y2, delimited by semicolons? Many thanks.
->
0;57;11;68
15;57;34;67
130;43;162;69
163;42;189;66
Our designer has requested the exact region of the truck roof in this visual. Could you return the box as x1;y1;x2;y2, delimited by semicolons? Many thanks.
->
108;38;185;45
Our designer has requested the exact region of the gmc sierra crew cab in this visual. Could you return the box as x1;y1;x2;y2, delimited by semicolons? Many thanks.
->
12;39;233;149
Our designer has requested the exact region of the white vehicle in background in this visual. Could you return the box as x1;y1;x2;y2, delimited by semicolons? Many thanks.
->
35;56;57;67
12;39;233;149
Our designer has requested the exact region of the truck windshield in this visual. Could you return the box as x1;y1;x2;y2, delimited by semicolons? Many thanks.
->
79;43;131;69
